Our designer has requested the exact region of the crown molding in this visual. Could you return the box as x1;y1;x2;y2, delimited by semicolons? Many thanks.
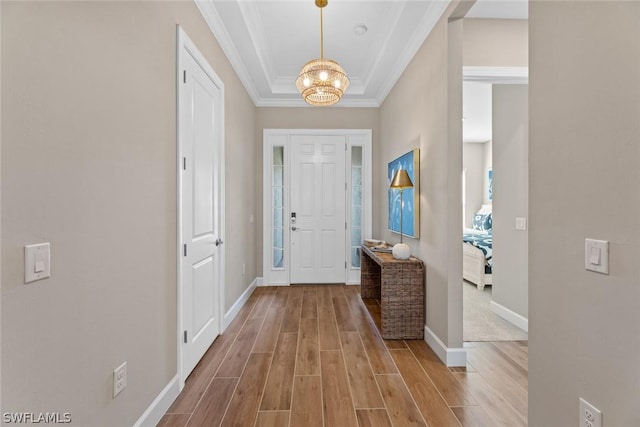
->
375;0;450;105
194;0;261;105
237;1;278;87
255;97;380;108
463;66;529;83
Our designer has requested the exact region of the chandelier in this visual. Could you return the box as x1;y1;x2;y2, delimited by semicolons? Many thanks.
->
295;0;349;106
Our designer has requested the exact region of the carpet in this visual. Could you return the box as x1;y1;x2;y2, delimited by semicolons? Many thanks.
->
463;281;528;342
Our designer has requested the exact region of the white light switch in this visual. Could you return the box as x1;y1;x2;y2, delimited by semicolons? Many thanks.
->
515;217;527;231
585;239;608;275
34;258;45;273
25;243;51;283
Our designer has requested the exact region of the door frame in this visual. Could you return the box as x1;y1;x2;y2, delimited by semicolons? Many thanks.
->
460;65;528;340
176;26;226;388
262;129;372;286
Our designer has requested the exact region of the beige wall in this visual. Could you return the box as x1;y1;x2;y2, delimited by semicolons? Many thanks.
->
463;142;486;228
529;1;640;426
463;18;528;67
491;84;528;318
378;4;466;348
1;1;255;425
0;0;3;410
254;107;379;275
377;12;528;353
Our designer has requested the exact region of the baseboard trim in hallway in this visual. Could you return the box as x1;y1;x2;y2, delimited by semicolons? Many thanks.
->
136;278;259;426
224;277;258;329
425;325;467;367
133;375;179;427
490;300;529;332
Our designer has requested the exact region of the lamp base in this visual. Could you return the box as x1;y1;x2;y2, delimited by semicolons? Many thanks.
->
392;243;411;260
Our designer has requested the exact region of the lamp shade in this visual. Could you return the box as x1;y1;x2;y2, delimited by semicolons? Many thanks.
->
390;169;413;189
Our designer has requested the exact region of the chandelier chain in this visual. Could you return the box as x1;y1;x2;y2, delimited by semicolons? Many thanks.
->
320;8;324;59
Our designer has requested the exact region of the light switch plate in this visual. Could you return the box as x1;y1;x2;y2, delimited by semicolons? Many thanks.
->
585;239;608;275
515;217;527;231
25;243;51;283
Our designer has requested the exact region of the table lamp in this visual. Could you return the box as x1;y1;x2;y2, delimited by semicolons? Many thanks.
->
390;169;413;260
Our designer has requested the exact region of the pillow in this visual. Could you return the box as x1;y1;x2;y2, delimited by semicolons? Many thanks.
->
472;212;492;231
478;204;492;214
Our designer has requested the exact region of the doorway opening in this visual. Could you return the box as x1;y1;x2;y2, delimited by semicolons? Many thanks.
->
462;71;529;342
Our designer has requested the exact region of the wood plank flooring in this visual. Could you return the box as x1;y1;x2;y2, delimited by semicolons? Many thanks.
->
160;285;528;427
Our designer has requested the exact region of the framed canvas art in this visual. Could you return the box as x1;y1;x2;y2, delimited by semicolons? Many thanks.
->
388;149;420;238
488;168;493;201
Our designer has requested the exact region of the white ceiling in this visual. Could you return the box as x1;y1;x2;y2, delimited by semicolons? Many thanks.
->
194;0;527;107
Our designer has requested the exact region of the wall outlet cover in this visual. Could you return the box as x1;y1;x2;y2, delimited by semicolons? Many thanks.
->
579;398;602;427
113;362;127;398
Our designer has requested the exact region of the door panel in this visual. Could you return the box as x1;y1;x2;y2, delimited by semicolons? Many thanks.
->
192;256;215;335
180;47;221;378
290;135;346;283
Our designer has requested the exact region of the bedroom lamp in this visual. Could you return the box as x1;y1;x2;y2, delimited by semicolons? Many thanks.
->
390;169;413;260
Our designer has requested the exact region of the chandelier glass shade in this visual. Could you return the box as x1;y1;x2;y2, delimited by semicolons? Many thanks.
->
296;0;349;106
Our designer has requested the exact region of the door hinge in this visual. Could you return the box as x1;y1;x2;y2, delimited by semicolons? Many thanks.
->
345;143;347;151
345;261;347;269
183;70;187;83
345;182;347;190
345;222;347;230
183;330;188;343
183;244;187;256
183;157;186;170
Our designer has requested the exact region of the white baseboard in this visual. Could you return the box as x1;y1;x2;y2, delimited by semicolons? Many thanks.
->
256;277;289;287
133;375;179;427
224;278;258;329
490;300;528;332
138;279;259;426
424;326;467;367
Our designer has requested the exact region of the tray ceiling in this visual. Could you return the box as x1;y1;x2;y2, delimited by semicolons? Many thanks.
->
194;0;527;107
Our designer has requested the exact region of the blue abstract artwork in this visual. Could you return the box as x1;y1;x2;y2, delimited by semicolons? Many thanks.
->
488;168;493;201
388;149;420;238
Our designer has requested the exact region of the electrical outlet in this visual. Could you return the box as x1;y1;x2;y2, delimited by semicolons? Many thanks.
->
113;362;127;398
579;398;602;427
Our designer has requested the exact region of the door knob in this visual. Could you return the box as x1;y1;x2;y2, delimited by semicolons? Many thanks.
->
215;238;224;246
291;226;298;231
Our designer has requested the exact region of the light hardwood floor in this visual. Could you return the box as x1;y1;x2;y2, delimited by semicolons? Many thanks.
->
160;285;528;427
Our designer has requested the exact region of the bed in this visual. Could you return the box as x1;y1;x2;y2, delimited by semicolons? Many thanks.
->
463;206;493;290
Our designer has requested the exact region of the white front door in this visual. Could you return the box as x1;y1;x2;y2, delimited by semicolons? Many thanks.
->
178;28;224;380
290;135;346;283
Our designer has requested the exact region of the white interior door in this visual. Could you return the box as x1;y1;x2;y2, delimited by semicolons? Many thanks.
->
290;135;346;283
178;28;224;380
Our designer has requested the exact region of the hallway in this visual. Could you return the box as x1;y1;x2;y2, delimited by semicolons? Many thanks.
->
160;285;528;427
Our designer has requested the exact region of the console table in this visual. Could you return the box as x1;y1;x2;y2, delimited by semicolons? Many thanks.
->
360;245;425;339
